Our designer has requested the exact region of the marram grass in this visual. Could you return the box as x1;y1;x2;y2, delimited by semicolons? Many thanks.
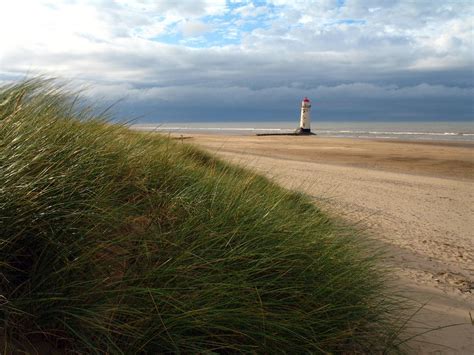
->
0;79;407;353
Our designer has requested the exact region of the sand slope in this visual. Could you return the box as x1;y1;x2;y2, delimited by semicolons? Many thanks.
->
186;134;474;354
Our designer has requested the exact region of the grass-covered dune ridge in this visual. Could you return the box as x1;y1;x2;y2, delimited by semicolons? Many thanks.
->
1;79;404;353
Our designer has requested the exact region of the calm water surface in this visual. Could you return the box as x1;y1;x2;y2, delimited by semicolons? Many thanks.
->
131;121;474;143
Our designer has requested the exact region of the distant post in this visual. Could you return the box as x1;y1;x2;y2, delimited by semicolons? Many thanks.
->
299;97;312;133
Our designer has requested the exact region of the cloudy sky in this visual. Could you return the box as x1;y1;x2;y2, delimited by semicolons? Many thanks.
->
0;0;473;122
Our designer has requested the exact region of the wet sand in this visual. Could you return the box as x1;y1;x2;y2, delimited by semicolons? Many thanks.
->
184;134;474;354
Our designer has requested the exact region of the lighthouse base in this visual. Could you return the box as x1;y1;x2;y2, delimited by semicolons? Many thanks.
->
255;127;316;137
295;127;315;135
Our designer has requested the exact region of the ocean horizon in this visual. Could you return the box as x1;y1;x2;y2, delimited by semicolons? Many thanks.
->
131;121;474;142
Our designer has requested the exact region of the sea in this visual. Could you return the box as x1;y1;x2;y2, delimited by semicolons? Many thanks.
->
131;121;474;143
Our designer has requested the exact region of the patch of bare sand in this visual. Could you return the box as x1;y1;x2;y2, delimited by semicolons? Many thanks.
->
186;134;474;354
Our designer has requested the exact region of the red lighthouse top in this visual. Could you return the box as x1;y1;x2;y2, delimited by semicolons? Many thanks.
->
303;97;310;102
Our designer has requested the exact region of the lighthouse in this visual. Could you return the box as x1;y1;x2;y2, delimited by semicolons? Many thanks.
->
255;96;315;136
299;97;312;133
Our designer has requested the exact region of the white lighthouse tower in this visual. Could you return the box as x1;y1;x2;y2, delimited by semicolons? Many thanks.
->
298;97;312;134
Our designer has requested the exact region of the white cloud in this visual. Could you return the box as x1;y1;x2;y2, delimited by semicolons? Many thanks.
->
233;3;269;17
178;20;212;37
115;0;227;17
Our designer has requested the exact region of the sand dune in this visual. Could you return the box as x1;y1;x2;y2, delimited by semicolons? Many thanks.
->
185;134;474;354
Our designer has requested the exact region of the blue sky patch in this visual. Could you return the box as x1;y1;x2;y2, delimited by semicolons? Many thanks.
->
152;0;280;47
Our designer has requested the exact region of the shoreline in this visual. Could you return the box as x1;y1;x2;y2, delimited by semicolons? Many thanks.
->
181;133;474;354
165;132;474;147
131;120;474;144
173;134;474;181
137;130;474;144
164;131;474;146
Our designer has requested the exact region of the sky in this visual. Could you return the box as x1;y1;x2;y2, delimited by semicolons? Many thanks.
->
0;0;473;122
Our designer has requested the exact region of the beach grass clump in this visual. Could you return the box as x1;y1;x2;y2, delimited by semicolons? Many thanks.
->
1;79;404;353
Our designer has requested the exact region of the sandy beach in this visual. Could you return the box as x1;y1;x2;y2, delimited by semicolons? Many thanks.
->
182;134;474;354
